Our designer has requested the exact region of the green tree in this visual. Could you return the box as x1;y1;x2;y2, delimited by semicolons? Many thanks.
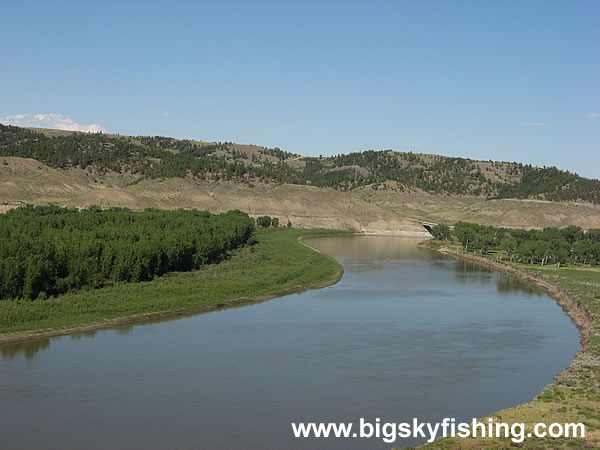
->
517;240;537;264
256;216;272;228
431;224;451;240
0;206;255;300
454;222;476;251
572;240;590;265
500;238;517;262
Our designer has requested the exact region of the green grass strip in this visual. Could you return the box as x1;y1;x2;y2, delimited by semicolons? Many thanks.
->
0;228;346;340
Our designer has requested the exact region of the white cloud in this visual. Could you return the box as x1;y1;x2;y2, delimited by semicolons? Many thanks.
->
0;113;106;133
587;112;600;118
153;107;170;117
520;122;549;127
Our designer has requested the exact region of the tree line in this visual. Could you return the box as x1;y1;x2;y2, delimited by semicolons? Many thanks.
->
494;166;600;204
432;222;600;266
0;205;255;300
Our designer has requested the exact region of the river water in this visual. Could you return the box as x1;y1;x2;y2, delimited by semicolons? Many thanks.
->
0;236;580;449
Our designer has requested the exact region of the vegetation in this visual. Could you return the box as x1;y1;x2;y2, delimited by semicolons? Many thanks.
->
255;216;282;228
495;165;600;203
450;221;600;266
256;216;272;227
2;124;599;203
424;223;600;448
0;228;345;337
430;224;452;240
0;205;254;301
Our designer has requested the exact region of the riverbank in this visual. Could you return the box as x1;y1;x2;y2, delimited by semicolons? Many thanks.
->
432;245;593;348
0;228;347;344
420;241;600;448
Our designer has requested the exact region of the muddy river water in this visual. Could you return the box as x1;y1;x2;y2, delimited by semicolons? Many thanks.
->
0;235;580;448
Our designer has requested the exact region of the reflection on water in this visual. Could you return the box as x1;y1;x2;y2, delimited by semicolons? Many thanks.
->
1;339;50;360
308;235;429;261
115;325;134;336
496;274;540;295
0;235;581;449
70;330;98;340
454;258;494;273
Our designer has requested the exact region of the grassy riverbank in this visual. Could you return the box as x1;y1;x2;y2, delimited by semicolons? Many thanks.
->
0;228;346;342
421;242;600;449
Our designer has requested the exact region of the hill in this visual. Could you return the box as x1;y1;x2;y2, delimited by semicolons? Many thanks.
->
1;124;599;233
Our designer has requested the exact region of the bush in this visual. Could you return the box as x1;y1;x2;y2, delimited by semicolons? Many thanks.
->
256;216;272;228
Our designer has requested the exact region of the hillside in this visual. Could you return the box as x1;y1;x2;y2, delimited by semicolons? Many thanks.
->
2;124;599;202
1;124;600;233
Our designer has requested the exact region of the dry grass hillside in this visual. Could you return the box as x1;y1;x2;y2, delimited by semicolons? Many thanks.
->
3;124;599;204
2;156;599;233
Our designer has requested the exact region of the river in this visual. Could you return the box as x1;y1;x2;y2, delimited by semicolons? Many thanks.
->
0;235;581;449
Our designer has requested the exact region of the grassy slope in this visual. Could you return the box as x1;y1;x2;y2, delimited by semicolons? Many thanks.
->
8;125;599;204
3;157;600;231
422;244;600;449
0;228;346;340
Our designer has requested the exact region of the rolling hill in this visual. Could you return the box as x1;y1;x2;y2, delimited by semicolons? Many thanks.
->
1;124;599;233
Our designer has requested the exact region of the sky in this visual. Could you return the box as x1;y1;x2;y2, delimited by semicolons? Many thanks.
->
1;1;598;178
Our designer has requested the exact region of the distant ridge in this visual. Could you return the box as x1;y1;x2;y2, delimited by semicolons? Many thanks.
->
1;123;599;204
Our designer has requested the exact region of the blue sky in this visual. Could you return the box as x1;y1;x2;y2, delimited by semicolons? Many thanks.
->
1;1;598;178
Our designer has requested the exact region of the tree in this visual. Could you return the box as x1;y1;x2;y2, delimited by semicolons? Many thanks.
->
552;243;569;267
561;225;584;245
591;243;600;265
431;224;451;240
500;238;517;262
256;216;272;228
474;229;495;254
446;220;600;268
572;240;590;265
517;240;537;264
533;240;551;266
454;222;477;251
586;229;600;243
0;206;255;300
23;255;49;300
